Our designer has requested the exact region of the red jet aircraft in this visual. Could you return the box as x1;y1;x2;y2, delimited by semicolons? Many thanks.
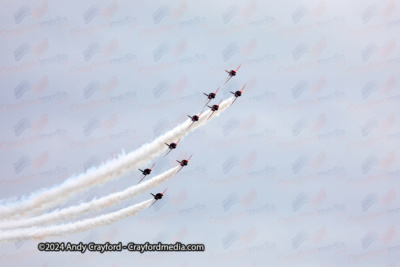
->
203;87;220;107
149;188;167;207
224;64;241;84
164;138;181;157
176;154;193;174
138;162;156;184
187;110;204;129
207;99;223;120
230;84;246;106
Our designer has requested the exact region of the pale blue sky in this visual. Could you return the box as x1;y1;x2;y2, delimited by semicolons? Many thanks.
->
0;0;399;266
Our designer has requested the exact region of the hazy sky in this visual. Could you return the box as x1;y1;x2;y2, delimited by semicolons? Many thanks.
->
0;0;399;266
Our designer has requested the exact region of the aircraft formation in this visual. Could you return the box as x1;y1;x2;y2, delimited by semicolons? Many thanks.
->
143;64;246;207
0;65;248;243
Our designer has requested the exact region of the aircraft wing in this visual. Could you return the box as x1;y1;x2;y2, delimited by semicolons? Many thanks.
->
203;98;211;108
230;97;238;107
187;121;195;130
224;76;232;85
198;109;205;117
236;64;242;71
149;199;158;208
138;175;146;184
176;166;184;174
207;111;215;120
163;149;172;158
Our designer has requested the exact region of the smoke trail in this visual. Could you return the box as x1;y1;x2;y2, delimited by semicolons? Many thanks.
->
0;167;178;230
186;97;234;134
0;97;234;220
0;199;152;243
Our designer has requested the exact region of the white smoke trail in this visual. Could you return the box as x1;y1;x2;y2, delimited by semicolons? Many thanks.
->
0;167;178;230
0;199;152;243
184;97;234;134
0;97;234;220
